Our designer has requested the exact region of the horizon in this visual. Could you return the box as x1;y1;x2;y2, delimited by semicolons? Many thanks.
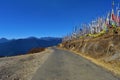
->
0;36;62;40
0;0;119;39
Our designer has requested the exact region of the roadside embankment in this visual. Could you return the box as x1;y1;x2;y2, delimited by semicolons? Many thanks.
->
60;31;120;77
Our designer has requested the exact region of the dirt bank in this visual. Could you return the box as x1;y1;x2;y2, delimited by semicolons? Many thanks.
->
0;48;53;80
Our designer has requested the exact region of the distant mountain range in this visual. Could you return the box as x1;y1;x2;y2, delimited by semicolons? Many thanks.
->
0;37;62;57
0;38;9;43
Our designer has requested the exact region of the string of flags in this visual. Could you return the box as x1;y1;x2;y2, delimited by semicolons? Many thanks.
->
63;1;120;41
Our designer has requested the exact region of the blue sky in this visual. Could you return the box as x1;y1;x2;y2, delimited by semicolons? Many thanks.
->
0;0;118;39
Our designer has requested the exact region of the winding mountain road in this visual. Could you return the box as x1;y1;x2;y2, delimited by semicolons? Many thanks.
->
32;48;119;80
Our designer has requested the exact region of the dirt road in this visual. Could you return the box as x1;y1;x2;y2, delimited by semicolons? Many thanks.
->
32;48;119;80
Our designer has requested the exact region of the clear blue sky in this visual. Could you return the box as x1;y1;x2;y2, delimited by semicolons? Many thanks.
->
0;0;119;39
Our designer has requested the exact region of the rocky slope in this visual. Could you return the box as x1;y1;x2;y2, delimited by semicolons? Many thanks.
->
60;28;120;76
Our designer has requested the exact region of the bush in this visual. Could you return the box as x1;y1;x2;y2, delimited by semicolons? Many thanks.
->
28;48;45;54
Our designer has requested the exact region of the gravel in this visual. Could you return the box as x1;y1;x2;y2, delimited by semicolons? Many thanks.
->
0;48;53;80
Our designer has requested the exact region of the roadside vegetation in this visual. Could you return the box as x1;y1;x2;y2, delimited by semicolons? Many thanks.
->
28;48;46;54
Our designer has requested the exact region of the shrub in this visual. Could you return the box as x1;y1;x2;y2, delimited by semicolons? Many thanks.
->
28;48;45;54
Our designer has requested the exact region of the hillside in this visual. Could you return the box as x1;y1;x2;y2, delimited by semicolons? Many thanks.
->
60;28;120;76
0;37;62;57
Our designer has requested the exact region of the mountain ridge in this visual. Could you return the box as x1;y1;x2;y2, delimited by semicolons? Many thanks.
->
0;38;9;43
0;37;62;57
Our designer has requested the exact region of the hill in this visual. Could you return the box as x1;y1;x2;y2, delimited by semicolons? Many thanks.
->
0;37;62;57
60;28;120;76
0;38;9;43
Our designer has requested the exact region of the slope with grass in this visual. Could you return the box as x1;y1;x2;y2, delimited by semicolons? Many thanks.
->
60;27;120;77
